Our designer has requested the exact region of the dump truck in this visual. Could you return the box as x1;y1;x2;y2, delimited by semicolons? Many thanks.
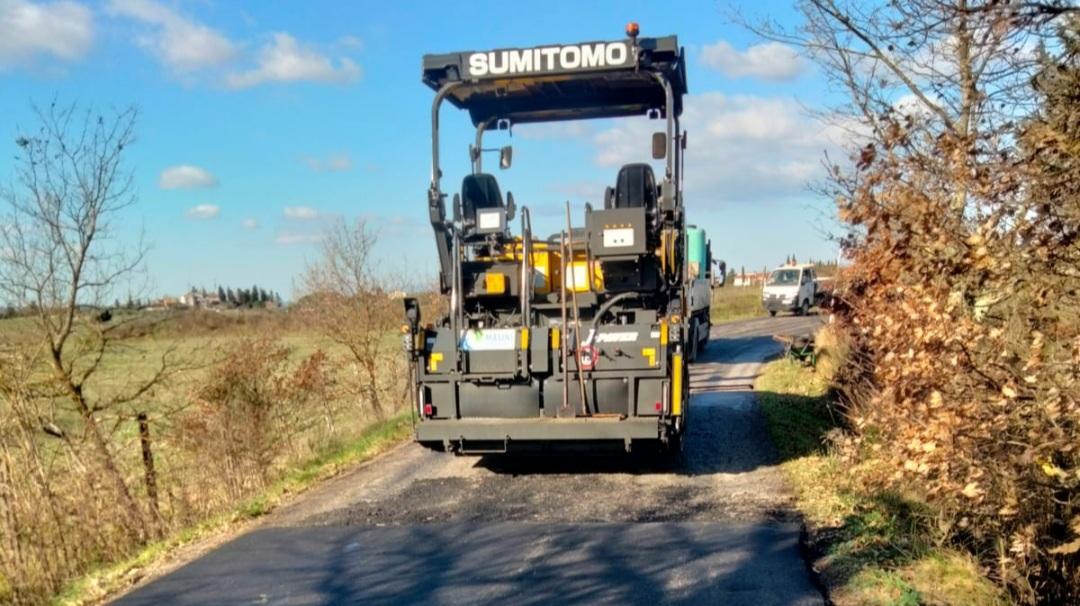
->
402;24;699;454
685;225;715;362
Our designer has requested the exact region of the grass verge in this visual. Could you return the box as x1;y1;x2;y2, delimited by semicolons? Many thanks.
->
756;347;1004;606
56;411;414;605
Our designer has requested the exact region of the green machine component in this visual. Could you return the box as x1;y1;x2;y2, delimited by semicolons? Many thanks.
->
686;226;707;280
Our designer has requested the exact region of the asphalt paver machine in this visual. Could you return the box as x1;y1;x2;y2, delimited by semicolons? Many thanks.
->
403;24;698;454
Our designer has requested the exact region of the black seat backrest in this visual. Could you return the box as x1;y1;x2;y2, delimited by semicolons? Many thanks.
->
614;164;657;210
461;173;503;222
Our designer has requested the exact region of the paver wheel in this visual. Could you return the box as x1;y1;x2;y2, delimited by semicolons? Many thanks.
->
687;318;699;362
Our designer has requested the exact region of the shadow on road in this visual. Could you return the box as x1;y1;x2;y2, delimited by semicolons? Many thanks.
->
470;334;790;478
696;336;779;365
118;522;821;606
471;387;776;477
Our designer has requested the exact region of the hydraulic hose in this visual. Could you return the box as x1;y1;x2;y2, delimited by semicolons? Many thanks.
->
586;292;639;344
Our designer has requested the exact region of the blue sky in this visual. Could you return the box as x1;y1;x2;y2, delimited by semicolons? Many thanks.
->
0;0;845;299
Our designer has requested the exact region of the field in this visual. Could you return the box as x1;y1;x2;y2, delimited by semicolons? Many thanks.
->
0;308;409;604
710;285;767;324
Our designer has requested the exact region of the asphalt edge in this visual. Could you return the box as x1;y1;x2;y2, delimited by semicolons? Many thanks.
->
751;347;834;606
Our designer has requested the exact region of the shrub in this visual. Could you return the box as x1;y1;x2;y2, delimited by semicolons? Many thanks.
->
176;338;334;507
830;37;1080;603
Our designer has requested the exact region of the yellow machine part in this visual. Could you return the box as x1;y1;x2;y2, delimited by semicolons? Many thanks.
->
489;240;558;295
531;250;556;295
657;228;679;281
671;352;683;416
563;258;603;293
483;272;507;295
487;239;609;295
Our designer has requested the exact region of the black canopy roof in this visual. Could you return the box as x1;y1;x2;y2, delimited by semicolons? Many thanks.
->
422;36;686;126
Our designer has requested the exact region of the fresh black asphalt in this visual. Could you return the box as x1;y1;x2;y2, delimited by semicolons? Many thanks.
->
116;314;826;606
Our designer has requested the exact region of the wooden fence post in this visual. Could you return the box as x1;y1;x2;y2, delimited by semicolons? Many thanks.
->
136;412;161;535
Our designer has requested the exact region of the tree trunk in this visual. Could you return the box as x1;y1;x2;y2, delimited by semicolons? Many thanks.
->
48;349;146;541
77;394;146;542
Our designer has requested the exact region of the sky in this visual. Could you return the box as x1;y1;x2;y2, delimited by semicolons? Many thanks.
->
0;0;849;300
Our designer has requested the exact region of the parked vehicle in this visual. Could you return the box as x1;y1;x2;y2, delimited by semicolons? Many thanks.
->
762;264;818;316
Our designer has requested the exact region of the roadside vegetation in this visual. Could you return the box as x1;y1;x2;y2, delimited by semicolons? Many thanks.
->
757;327;1005;605
0;307;414;605
745;2;1079;602
57;411;412;605
0;103;415;604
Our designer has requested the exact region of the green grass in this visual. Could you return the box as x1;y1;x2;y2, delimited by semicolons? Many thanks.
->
55;411;413;606
710;285;768;324
755;338;1005;606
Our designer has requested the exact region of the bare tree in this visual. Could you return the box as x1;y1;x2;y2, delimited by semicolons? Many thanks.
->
0;101;163;540
735;4;1080;601
741;0;1078;214
299;218;401;416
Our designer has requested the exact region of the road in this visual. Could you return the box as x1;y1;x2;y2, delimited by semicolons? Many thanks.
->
117;313;825;606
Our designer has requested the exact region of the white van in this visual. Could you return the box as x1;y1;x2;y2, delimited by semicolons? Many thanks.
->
762;264;817;316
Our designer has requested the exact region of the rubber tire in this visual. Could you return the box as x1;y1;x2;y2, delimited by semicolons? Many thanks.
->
799;299;809;316
687;318;699;363
769;310;777;317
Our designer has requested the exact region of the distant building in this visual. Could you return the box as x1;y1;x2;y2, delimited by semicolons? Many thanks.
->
733;272;768;287
178;289;221;308
144;296;179;311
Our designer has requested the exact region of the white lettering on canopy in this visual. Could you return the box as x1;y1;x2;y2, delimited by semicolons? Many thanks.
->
467;42;631;77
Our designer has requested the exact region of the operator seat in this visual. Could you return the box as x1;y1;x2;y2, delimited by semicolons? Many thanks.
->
614;163;657;211
597;164;664;292
461;173;504;224
611;163;660;246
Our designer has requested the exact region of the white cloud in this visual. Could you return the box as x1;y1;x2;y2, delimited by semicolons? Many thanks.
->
159;164;218;190
241;218;259;230
283;206;318;221
591;92;856;204
303;152;353;172
274;230;322;245
0;0;94;69
106;0;235;72
226;33;361;89
186;204;219;220
893;93;936;119
701;41;806;81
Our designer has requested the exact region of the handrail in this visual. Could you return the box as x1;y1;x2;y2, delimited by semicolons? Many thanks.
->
520;207;533;325
430;81;462;195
